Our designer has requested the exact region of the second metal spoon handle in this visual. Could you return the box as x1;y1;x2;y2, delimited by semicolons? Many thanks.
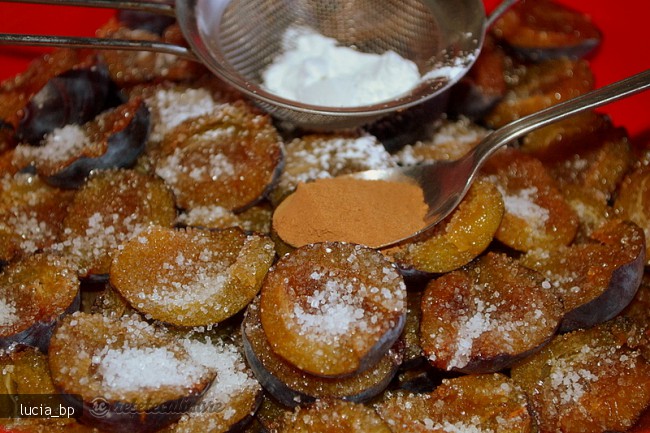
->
473;69;650;166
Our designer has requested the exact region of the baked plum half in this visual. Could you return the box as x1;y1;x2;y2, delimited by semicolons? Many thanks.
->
521;219;645;333
0;253;79;352
485;58;594;128
51;169;176;278
511;319;650;433
615;165;650;265
243;298;402;407
279;399;392;433
154;101;284;212
110;225;275;327
48;313;216;433
389;179;504;275
492;0;601;61
420;253;562;373
260;242;407;378
163;335;263;433
14;97;150;189
482;148;579;252
15;63;116;146
375;373;533;433
448;35;508;119
0;172;74;263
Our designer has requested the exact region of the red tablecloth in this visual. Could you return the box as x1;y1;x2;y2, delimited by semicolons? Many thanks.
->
0;1;648;138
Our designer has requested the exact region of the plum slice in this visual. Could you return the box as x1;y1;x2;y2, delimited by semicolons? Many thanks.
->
279;399;392;433
521;219;645;333
269;132;396;206
260;242;407;378
110;225;275;327
0;172;74;263
482;148;578;252
15;64;115;146
154;101;284;212
0;254;79;352
448;35;508;119
511;319;650;433
389;179;504;275
0;346;95;432
97;19;204;85
14;97;150;189
242;298;402;407
50;169;176;278
0;49;94;130
492;0;601;61
375;373;533;432
420;252;562;373
484;58;594;129
615;165;650;265
163;336;263;433
48;312;216;433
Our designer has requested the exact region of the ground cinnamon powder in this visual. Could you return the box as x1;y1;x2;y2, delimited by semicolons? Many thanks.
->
272;177;428;248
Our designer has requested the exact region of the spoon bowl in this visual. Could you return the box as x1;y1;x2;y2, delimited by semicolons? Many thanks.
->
351;69;650;248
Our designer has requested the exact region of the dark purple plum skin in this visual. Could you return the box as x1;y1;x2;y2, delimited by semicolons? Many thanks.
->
16;64;117;145
59;387;209;433
559;242;646;333
0;290;80;353
43;101;150;189
117;10;176;35
510;39;601;62
241;303;402;408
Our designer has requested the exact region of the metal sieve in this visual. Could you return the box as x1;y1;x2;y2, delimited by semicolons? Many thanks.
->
0;0;516;129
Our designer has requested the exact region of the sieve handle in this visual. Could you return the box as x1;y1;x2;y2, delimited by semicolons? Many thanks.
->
0;0;196;59
0;0;175;15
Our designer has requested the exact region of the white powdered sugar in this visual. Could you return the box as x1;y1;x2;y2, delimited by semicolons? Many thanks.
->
261;26;421;107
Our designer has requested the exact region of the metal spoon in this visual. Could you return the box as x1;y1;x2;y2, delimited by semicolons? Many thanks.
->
351;69;650;249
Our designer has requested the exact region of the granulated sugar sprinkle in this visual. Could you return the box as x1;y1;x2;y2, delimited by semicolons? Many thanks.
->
0;297;19;328
98;346;208;391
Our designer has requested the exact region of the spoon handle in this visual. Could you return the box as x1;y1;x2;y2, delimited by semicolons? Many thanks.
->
472;69;650;165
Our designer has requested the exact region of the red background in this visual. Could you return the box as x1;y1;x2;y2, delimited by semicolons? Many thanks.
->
0;0;648;142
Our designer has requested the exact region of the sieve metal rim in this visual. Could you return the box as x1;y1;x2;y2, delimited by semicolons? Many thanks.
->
175;0;488;126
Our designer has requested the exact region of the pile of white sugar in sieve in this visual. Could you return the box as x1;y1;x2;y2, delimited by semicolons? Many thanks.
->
261;26;423;108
